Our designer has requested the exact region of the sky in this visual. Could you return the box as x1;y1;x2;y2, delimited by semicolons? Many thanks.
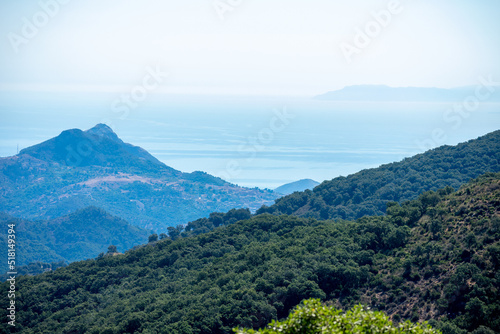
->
1;0;500;96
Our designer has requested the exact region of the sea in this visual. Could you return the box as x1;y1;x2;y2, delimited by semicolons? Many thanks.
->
0;92;499;189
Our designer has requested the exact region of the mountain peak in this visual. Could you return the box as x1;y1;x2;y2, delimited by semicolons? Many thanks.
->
18;124;166;170
87;123;114;132
85;124;119;141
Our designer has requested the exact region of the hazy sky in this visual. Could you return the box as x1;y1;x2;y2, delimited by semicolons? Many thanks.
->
1;1;499;188
1;0;500;96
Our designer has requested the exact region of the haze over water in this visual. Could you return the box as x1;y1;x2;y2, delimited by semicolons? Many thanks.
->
1;1;500;188
1;93;498;189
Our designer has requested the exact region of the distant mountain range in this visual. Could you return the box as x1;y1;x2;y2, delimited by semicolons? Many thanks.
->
274;179;319;195
0;206;151;273
314;84;500;102
0;124;278;231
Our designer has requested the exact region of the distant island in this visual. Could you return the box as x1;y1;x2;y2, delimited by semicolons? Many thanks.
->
314;84;500;102
274;179;320;195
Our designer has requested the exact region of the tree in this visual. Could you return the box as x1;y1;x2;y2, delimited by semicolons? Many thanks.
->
107;245;117;253
209;212;225;227
149;234;158;243
167;225;183;241
159;233;168;240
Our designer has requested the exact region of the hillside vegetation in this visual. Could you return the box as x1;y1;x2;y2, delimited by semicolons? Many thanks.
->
258;130;500;221
0;206;150;273
1;173;498;334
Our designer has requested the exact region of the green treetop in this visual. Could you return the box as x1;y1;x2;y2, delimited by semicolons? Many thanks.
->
235;299;440;334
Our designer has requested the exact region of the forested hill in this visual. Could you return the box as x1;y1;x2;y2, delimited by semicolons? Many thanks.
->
2;173;498;334
0;206;151;273
258;130;500;220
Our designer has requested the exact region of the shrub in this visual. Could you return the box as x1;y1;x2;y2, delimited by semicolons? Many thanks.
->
234;298;440;334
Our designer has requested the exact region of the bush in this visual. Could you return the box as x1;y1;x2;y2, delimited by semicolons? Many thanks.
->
234;299;440;334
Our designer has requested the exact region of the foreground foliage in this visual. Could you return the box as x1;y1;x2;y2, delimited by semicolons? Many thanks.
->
235;299;439;334
0;173;498;333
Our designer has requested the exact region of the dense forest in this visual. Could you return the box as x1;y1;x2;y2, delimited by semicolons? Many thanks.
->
1;172;498;334
0;261;67;282
258;130;500;221
0;206;150;273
